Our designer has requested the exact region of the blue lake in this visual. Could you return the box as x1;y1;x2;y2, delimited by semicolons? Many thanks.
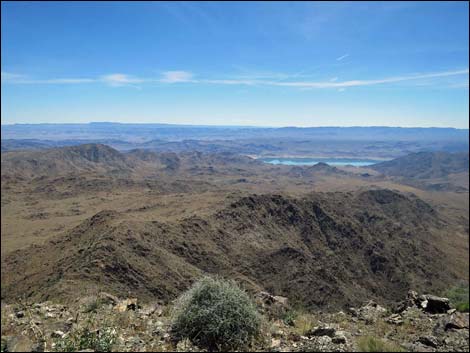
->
259;157;383;167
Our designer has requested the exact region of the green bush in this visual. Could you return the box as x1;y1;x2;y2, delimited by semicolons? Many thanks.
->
170;276;262;351
357;336;404;352
456;302;469;312
444;284;469;313
281;309;298;326
53;319;116;352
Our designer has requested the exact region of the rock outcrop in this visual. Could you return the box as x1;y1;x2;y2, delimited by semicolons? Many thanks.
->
2;290;468;352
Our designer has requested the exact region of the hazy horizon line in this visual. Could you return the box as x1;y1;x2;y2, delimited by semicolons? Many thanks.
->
1;121;469;130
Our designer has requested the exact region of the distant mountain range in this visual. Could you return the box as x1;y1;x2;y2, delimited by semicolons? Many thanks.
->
2;124;469;159
2;145;468;193
2;123;468;142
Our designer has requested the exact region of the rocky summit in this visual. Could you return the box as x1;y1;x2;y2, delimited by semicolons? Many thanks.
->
1;290;468;352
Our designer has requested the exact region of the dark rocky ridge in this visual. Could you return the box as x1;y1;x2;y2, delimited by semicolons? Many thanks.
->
1;189;459;310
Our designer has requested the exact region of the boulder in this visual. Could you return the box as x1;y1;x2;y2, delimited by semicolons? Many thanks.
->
433;312;469;337
386;313;404;325
114;298;138;312
407;290;419;302
256;291;289;307
444;312;469;330
332;331;347;344
350;300;388;324
395;291;452;314
306;325;336;338
418;335;439;348
316;335;333;345
420;295;451;314
50;330;65;339
255;291;289;318
271;338;281;348
139;302;162;317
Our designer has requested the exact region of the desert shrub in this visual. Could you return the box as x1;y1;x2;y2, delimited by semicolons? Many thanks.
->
53;319;116;352
292;313;318;336
83;298;100;314
281;309;298;326
357;336;403;352
444;284;469;312
170;276;262;351
456;301;470;312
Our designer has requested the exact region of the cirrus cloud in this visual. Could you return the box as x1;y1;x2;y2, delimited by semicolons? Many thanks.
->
1;68;468;90
160;70;194;83
100;73;145;86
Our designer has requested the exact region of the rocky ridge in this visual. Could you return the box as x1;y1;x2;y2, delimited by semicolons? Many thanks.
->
1;190;460;310
1;290;468;352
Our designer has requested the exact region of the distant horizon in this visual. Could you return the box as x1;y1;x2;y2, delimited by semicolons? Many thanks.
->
1;121;469;130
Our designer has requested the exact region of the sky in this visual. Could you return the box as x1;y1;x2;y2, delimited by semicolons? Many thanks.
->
1;1;469;128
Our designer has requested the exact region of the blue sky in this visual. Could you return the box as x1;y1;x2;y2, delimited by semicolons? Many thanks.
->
1;1;469;128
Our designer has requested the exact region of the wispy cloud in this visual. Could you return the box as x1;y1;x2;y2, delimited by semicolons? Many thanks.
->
2;72;146;86
43;78;96;84
2;72;96;84
160;71;194;83
266;69;469;88
100;74;144;86
202;78;258;86
1;72;27;81
336;53;349;61
2;68;468;90
447;82;469;89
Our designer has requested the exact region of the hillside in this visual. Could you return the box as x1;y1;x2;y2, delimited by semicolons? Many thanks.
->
1;144;134;178
0;144;266;180
1;189;463;311
370;152;469;179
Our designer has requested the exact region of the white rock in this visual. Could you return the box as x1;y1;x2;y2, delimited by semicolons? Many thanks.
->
51;330;65;338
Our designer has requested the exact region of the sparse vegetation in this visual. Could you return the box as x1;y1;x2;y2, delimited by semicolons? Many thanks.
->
170;276;262;351
53;318;116;352
281;308;298;326
357;336;404;352
292;312;318;336
445;284;469;312
83;298;101;314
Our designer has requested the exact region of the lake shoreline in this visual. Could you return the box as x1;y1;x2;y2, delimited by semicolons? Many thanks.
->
257;156;387;167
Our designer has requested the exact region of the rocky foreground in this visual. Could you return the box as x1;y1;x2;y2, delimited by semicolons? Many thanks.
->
1;290;468;352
